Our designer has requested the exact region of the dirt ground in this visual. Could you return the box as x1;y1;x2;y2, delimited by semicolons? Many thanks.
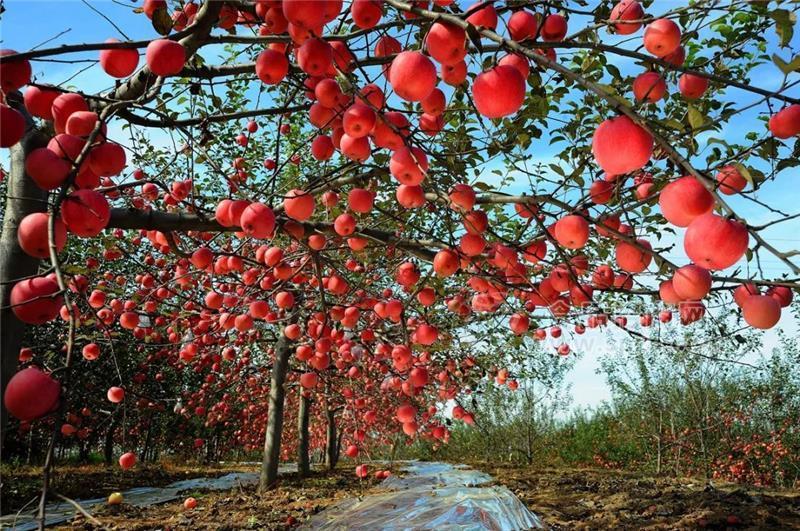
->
0;462;255;516
4;462;800;529
2;464;378;530
56;467;376;530
477;464;800;530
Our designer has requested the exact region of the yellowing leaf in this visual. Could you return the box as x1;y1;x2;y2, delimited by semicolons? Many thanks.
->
152;6;174;36
772;53;800;74
770;9;796;47
732;162;753;185
687;105;705;131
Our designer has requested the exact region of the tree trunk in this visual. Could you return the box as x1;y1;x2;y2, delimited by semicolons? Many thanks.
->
26;429;34;465
298;393;310;477
670;411;680;476
149;421;162;463
140;417;153;464
79;441;90;463
656;409;663;476
206;432;215;464
336;428;344;466
1;1;225;447
258;335;292;491
0;96;49;447
526;423;534;465
104;413;120;466
325;407;338;470
389;434;400;465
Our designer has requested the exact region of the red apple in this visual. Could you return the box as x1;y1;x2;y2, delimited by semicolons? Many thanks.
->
643;18;681;57
742;295;781;329
684;214;748;270
632;72;666;102
672;264;712;300
610;0;644;35
592;115;653;175
99;39;139;78
4;367;60;421
658;176;714;227
472;65;526;119
146;39;186;77
389;51;437;102
119;451;136;470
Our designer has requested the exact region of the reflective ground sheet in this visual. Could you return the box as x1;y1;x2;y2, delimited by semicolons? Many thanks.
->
306;462;543;530
0;465;296;530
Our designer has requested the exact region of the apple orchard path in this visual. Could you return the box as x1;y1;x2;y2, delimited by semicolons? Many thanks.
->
305;461;542;529
1;462;541;530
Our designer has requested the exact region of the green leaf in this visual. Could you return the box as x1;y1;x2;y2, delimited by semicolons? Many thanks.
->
776;157;800;172
605;63;621;80
705;137;729;147
687;105;705;131
662;118;685;132
772;53;800;74
770;9;796;47
548;163;566;177
567;167;585;187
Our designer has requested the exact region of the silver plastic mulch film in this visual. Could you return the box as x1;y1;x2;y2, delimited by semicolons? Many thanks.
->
306;461;543;530
1;467;297;530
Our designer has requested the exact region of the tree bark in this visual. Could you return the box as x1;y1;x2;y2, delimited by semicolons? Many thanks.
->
106;209;438;261
336;430;344;466
0;0;223;452
104;412;120;466
0;95;49;447
102;1;223;106
79;441;90;463
205;432;215;464
297;393;310;478
325;407;338;470
140;417;152;464
656;409;663;476
258;335;292;491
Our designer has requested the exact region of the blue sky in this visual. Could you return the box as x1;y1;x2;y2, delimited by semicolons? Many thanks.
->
2;0;799;410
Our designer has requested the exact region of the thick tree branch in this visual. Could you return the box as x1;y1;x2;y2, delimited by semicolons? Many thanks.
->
118;105;310;128
107;208;440;261
104;1;224;106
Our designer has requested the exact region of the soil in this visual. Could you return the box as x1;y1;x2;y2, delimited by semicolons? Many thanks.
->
476;464;800;530
51;467;379;530
1;462;254;516
4;462;800;529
